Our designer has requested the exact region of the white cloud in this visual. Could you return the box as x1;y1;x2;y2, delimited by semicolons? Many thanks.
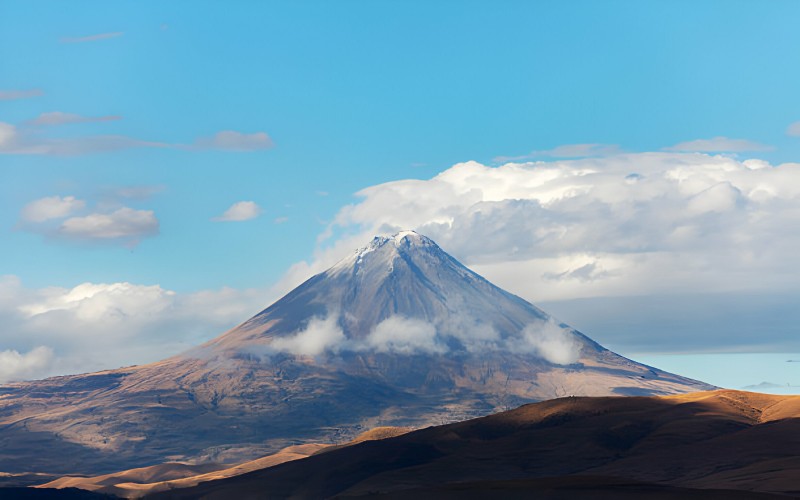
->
20;195;85;223
270;315;345;356
0;347;54;383
685;181;743;214
435;313;500;351
261;152;800;355
0;276;271;378
60;207;159;243
19;282;175;320
664;136;771;152
0;89;43;100
514;319;581;365
365;316;447;355
194;131;274;151
30;112;122;126
262;315;446;358
494;143;623;163
212;201;262;222
271;153;800;315
18;192;163;247
787;121;800;137
60;32;123;44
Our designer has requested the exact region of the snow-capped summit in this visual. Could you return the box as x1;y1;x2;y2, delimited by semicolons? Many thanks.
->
331;230;439;272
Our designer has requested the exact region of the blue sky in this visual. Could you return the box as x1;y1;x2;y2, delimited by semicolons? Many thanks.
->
2;1;800;389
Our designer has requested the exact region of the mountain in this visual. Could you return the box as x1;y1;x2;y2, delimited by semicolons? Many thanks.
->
0;231;712;476
150;390;800;500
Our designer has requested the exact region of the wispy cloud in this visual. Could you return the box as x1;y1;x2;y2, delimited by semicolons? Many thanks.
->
0;122;166;155
60;32;124;44
365;316;447;355
664;136;772;153
786;121;800;137
270;315;346;357
29;112;122;126
212;201;262;222
193;130;274;152
0;89;43;101
543;261;615;283
20;196;86;223
60;207;159;243
494;143;623;163
112;185;165;200
18;194;160;247
0;121;273;156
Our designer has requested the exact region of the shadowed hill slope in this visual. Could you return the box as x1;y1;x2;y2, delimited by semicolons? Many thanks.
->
149;390;800;499
38;427;412;498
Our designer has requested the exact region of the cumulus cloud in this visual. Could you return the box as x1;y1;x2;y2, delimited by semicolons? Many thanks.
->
787;121;800;137
18;192;162;247
0;89;43;100
60;207;159;243
212;201;262;222
270;315;346;356
60;32;123;44
664;137;771;152
515;319;581;365
19;281;174;319
494;143;623;163
294;154;800;298
262;153;800;355
0;275;271;379
20;195;85;223
365;316;447;355
30;112;122;126
0;347;54;383
193;131;274;151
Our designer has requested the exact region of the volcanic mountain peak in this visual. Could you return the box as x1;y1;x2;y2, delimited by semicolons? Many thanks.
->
225;229;558;354
0;231;714;475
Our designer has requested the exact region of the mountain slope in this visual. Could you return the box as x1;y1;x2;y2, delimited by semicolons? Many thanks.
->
150;390;800;500
0;232;712;475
